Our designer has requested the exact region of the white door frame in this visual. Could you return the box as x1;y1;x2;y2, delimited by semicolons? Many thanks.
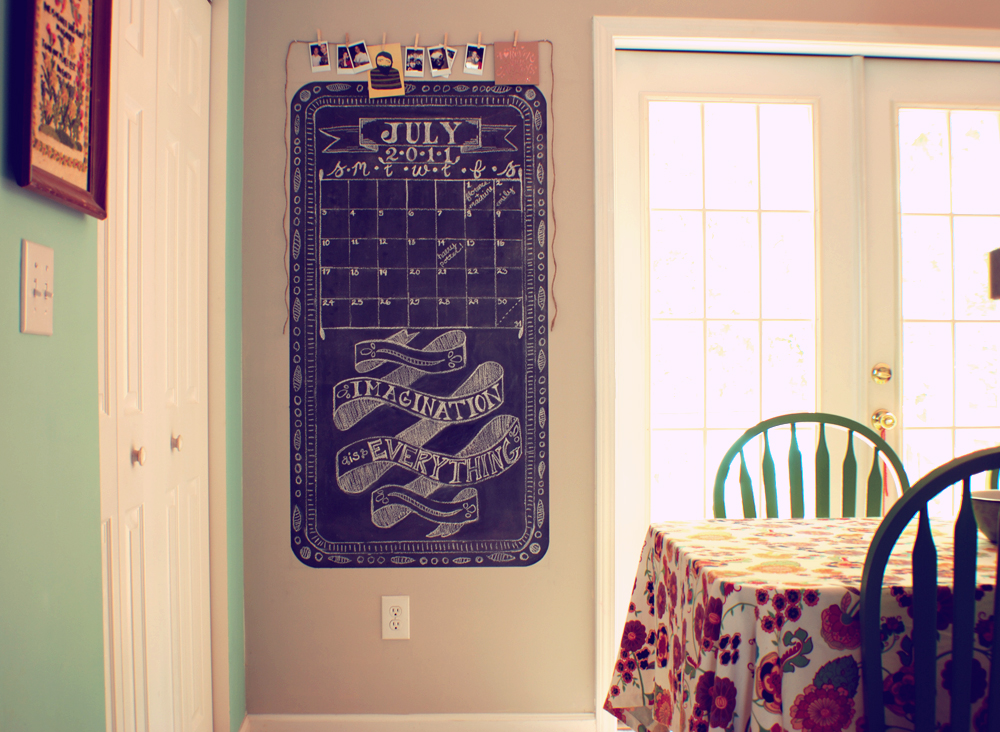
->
592;17;1000;731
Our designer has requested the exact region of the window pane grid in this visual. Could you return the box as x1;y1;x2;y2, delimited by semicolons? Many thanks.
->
648;101;816;520
899;108;1000;496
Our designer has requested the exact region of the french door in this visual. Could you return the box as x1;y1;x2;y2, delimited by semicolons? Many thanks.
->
612;51;1000;627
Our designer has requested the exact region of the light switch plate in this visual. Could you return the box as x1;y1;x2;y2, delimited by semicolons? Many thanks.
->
21;240;54;336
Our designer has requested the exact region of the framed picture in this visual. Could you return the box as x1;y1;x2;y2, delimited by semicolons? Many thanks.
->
14;0;112;219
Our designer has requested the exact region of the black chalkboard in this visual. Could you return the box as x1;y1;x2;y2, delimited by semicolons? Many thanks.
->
288;81;549;567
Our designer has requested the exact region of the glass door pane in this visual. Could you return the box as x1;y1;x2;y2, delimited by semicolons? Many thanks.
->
648;101;817;521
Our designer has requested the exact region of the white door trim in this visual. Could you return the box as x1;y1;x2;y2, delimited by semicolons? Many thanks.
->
592;17;1000;732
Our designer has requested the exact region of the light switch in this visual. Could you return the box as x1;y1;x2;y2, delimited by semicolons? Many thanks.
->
21;240;54;336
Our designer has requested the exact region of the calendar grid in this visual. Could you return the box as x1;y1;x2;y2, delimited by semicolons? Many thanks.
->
319;177;524;329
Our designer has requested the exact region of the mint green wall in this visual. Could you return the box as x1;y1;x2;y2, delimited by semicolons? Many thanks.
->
0;0;247;729
0;2;105;730
227;0;247;729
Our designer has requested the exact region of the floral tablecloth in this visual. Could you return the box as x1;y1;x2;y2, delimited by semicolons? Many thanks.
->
604;519;999;732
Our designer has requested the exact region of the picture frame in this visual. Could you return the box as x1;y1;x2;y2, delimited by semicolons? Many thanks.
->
14;0;111;219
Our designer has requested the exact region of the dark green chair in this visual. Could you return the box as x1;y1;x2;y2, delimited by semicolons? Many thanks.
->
860;446;1000;732
713;412;909;519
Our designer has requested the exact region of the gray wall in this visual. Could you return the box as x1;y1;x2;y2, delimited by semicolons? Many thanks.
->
241;0;1000;716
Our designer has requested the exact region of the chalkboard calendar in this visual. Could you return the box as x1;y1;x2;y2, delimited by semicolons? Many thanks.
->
288;82;549;567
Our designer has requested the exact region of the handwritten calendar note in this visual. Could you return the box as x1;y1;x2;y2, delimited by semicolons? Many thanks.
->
288;82;549;568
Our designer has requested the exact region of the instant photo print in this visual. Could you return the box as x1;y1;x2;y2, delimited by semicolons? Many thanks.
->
336;43;354;74
464;43;486;75
404;46;425;78
309;41;331;73
348;41;373;73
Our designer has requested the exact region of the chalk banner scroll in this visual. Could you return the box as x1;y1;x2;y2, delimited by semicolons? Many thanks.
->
288;81;549;568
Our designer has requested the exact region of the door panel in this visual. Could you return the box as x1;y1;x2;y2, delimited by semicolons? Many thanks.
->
100;0;212;729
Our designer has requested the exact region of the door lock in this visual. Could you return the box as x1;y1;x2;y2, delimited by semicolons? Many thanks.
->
871;363;893;385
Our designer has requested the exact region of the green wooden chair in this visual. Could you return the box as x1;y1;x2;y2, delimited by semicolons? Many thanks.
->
712;412;909;518
860;446;1000;732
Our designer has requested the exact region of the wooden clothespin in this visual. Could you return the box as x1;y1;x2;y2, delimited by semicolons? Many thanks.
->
414;33;419;47
477;32;482;46
346;33;350;44
514;30;519;47
444;33;448;46
316;28;322;42
382;32;386;46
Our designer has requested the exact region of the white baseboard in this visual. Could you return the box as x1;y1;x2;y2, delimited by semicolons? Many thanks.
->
242;713;597;732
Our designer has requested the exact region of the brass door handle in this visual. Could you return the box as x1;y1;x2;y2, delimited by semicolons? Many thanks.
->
872;409;896;431
132;446;147;466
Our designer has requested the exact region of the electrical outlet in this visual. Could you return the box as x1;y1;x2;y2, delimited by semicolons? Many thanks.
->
20;240;54;336
381;595;410;640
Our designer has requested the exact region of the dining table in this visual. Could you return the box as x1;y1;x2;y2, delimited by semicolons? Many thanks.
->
603;518;999;732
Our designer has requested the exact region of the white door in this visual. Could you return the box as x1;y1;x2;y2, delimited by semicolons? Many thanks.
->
98;0;212;729
611;51;1000;636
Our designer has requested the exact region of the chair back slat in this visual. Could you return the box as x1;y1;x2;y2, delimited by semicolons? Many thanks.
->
842;431;858;517
816;423;831;518
713;413;908;519
762;433;778;518
738;452;756;519
861;448;1000;732
989;531;1000;732
789;424;805;518
912;507;939;732
866;448;884;517
991;469;999;491
949;477;978;732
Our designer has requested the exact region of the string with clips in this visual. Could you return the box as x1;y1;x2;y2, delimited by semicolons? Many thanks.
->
283;29;558;334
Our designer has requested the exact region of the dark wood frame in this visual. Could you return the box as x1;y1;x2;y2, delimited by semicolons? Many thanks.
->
14;0;111;219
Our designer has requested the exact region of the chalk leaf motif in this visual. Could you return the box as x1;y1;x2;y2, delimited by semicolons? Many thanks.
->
292;504;302;532
537;221;546;249
293;364;303;392
391;555;416;565
539;407;547;430
537;349;547;373
537;499;545;527
537;285;546;311
293;428;302;451
292;297;302;322
292;229;301;260
294;115;300;135
326;83;350;92
489;552;516;563
293;167;301;193
452;557;472;565
536;162;545;185
491;86;511;94
538;461;546;480
454;84;470;93
329;554;351;565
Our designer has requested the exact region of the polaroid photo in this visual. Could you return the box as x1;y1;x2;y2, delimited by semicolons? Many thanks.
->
404;46;425;78
309;41;331;73
367;43;405;99
336;44;354;74
464;43;485;76
347;40;373;74
428;45;449;77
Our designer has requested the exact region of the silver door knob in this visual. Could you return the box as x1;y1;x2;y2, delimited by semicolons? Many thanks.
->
132;446;147;466
171;434;183;452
